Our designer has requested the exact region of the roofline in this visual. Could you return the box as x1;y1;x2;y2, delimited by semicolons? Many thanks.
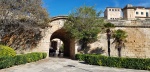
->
50;16;68;22
134;6;145;8
122;4;150;10
122;7;136;10
145;8;150;9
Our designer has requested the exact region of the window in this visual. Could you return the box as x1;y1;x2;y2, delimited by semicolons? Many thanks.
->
136;12;138;15
115;9;117;11
109;9;111;11
118;9;120;11
146;12;148;17
112;9;114;11
141;12;144;15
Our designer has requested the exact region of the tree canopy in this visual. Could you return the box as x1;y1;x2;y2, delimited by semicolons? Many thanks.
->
0;0;49;26
64;6;104;49
112;29;128;57
104;22;115;28
0;0;50;50
112;29;128;42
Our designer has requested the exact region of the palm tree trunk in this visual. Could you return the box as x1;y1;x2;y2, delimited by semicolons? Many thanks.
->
118;48;121;57
107;39;110;56
107;29;111;57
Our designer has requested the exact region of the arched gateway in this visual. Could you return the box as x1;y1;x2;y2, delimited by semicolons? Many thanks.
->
32;16;78;59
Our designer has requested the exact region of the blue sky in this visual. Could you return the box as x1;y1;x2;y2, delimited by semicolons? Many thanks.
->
43;0;150;17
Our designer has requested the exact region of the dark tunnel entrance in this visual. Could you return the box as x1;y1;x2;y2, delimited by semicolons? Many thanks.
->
50;29;75;59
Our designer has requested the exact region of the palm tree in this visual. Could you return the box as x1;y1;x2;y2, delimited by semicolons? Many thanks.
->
112;29;127;57
104;23;114;57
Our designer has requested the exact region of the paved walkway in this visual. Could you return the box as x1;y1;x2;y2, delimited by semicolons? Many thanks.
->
0;57;149;72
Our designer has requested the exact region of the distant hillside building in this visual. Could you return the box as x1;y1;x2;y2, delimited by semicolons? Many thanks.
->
122;4;150;20
104;7;122;20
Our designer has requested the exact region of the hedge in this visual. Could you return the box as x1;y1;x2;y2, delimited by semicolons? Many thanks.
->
75;54;150;70
0;45;16;57
0;52;47;69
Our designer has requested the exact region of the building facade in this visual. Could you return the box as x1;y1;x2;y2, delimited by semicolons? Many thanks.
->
104;7;122;20
122;4;150;20
105;4;150;20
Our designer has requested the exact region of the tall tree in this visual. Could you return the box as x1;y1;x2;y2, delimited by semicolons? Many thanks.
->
64;6;104;51
0;0;50;50
104;23;114;57
112;29;128;57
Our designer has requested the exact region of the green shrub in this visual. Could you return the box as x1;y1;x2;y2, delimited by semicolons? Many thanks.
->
0;52;47;69
75;54;150;70
0;56;15;69
0;45;16;57
84;54;101;65
75;54;86;61
43;52;47;59
14;55;27;65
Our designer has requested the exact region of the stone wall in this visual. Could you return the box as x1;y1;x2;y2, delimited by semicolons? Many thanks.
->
29;17;150;58
89;28;150;58
34;18;150;58
107;20;150;26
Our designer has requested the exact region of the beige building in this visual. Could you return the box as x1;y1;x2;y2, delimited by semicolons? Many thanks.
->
122;4;150;20
104;7;122;20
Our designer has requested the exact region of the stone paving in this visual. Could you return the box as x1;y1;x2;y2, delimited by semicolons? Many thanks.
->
0;57;149;72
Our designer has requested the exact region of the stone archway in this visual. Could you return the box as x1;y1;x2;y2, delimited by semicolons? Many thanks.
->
50;29;75;59
32;16;78;59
